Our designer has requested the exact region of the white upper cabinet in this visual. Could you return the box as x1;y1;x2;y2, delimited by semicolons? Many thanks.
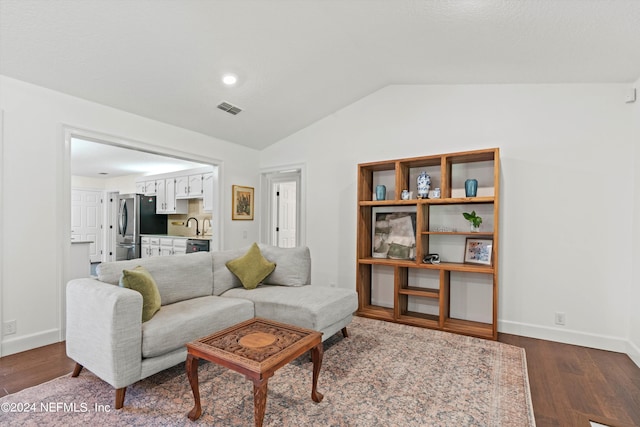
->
176;174;204;198
135;167;212;211
175;176;189;198
144;180;157;196
203;172;214;213
156;178;188;214
188;174;203;197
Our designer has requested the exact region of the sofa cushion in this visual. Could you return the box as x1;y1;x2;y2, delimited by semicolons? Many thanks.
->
221;285;358;332
226;243;276;290
97;251;213;306
119;266;161;322
211;246;250;295
259;244;311;286
141;295;254;358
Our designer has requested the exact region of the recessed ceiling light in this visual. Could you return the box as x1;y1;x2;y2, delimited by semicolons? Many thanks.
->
222;74;238;86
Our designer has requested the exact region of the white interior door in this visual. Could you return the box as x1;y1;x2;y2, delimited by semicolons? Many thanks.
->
260;167;305;248
71;189;103;262
275;181;297;248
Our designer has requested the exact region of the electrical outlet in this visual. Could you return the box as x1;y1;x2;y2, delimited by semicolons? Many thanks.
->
554;312;566;326
3;320;17;335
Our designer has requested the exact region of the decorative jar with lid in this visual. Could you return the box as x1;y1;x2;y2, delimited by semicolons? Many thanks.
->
417;171;431;199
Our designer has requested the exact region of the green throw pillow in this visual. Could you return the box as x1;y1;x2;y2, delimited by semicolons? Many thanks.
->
226;243;276;290
119;266;161;322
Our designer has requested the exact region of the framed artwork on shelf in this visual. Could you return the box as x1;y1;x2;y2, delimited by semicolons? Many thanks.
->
464;238;493;265
371;206;417;260
232;185;254;220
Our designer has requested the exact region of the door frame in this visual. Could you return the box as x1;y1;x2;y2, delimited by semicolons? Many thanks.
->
260;164;306;247
60;126;224;339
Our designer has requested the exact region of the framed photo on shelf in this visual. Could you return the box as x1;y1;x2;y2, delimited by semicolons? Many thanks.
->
232;185;254;220
371;206;417;260
464;238;493;266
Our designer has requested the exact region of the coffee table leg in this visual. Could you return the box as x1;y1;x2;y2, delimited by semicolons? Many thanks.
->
186;354;202;421
310;343;324;402
252;378;268;427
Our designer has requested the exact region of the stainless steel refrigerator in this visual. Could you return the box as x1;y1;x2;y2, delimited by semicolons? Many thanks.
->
116;194;167;260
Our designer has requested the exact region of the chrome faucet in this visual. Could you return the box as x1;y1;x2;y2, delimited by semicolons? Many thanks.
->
186;217;200;235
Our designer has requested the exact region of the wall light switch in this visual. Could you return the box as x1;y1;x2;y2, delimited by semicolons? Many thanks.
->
625;87;636;103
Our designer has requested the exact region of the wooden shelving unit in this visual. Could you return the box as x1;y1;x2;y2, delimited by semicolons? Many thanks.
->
356;148;500;340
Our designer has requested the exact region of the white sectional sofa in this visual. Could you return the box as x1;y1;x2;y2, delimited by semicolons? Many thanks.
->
65;245;358;409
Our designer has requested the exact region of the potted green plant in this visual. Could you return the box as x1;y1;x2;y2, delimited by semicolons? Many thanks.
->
462;211;482;232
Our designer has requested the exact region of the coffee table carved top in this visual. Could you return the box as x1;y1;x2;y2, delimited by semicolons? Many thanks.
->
187;318;322;376
203;321;306;362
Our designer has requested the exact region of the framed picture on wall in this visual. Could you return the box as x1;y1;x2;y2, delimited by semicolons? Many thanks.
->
464;238;493;266
371;206;417;260
232;185;254;220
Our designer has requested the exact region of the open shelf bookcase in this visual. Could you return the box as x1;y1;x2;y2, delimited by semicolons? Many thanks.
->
356;148;500;340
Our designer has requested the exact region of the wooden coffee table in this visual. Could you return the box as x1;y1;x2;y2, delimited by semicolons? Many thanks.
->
186;318;324;426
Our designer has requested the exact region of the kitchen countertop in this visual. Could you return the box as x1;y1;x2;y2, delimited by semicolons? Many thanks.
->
141;234;212;240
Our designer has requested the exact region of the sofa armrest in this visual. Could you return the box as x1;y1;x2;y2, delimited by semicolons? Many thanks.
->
66;278;143;389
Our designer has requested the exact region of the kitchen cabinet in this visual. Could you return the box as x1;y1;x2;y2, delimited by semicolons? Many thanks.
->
136;180;156;196
188;174;203;196
176;174;204;199
144;180;156;196
175;176;189;198
136;168;212;201
143;236;187;257
155;180;166;212
172;237;187;255
203;172;214;212
160;238;174;256
156;178;187;214
141;236;160;258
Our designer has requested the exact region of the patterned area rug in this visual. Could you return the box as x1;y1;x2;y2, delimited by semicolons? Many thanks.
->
1;317;535;426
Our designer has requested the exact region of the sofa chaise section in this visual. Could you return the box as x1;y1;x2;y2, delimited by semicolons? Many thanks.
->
222;285;357;340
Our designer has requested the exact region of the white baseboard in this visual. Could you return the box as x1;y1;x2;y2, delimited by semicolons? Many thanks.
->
627;339;640;368
499;320;630;354
1;329;61;357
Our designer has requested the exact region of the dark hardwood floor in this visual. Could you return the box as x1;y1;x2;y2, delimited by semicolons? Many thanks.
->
1;335;639;426
499;334;640;427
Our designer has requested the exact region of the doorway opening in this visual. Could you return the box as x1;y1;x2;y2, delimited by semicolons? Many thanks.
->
69;135;217;263
261;167;304;248
62;126;223;339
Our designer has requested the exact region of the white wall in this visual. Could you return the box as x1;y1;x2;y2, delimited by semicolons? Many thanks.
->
0;76;260;355
631;78;640;366
260;84;635;354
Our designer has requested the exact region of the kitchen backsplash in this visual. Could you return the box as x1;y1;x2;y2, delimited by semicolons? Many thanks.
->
167;199;213;237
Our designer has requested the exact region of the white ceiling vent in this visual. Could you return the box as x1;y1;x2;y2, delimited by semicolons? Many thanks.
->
217;101;242;115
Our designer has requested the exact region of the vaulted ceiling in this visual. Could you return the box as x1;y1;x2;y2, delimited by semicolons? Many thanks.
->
2;0;640;150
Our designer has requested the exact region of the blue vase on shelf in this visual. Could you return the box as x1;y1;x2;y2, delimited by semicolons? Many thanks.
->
375;185;386;201
465;179;478;197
